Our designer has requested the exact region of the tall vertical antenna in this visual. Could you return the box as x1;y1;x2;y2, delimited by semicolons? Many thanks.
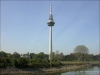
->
50;4;52;14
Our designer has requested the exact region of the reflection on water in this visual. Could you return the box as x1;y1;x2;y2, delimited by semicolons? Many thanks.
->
61;66;100;75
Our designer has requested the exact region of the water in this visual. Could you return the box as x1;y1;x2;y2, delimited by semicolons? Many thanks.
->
61;65;100;75
41;66;100;75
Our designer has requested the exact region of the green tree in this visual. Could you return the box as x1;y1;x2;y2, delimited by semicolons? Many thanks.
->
0;58;7;67
12;59;18;67
12;52;20;58
37;52;44;59
30;53;35;59
86;54;94;61
5;58;12;66
17;58;29;67
65;54;71;61
0;51;7;57
7;53;12;58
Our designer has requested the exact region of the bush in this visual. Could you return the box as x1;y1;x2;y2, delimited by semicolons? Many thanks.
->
17;58;29;68
12;59;18;67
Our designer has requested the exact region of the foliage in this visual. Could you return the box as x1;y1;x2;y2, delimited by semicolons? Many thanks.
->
12;52;20;58
17;58;29;68
12;59;18;67
0;49;100;68
51;50;64;61
0;51;7;57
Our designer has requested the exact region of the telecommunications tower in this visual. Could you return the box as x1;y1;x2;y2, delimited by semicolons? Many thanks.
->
47;4;55;60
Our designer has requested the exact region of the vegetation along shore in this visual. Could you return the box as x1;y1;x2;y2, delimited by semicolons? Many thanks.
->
0;45;100;74
0;62;93;75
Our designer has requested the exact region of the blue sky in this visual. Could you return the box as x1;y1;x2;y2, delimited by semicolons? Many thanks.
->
1;1;99;55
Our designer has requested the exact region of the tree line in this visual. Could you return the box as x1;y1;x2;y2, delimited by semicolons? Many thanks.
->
0;45;100;68
0;51;62;68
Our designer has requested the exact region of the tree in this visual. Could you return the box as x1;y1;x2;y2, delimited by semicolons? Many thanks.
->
0;51;7;57
59;53;64;61
69;53;75;61
55;50;60;61
65;54;71;61
7;53;12;58
17;58;29;67
74;45;89;62
26;52;30;58
30;53;35;59
12;52;20;58
12;59;18;67
51;52;55;60
86;54;94;60
37;52;44;59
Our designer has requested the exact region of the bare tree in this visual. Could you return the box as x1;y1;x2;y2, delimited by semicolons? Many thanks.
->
74;45;89;62
51;52;55;60
55;50;60;61
59;53;64;61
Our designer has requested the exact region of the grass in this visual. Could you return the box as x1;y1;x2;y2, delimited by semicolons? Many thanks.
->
61;60;100;65
61;60;100;62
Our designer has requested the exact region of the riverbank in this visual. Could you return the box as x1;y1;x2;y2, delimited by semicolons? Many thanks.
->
0;64;91;75
89;61;100;66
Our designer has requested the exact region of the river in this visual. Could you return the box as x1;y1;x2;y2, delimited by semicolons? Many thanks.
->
61;65;100;75
34;65;100;75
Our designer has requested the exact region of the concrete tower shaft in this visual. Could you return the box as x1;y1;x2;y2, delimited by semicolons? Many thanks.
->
49;26;52;59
